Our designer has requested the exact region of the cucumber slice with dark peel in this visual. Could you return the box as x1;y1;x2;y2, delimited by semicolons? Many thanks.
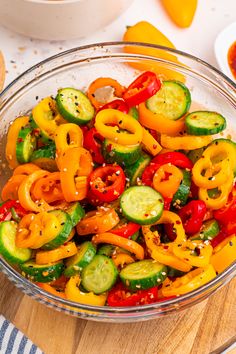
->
56;88;94;125
64;241;96;277
120;186;164;225
102;139;141;167
20;260;64;283
81;255;118;294
16;127;36;163
0;221;32;264
30;144;56;161
66;202;85;227
185;111;226;135
97;245;116;257
128;106;139;120
120;259;167;291
187;147;204;164
42;210;72;250
125;153;151;186
191;219;220;241
131;230;140;242
167;267;186;278
146;81;191;120
172;169;191;208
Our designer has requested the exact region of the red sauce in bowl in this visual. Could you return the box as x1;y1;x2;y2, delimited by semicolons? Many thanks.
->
228;41;236;79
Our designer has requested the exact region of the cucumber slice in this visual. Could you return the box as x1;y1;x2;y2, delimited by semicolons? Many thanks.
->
187;147;204;164
120;259;167;291
16;127;36;163
66;202;85;227
185;111;226;135
128;106;139;120
146;81;191;120
56;88;94;125
30;144;56;161
167;267;186;278
172;169;191;207
120;186;164;225
191;219;220;241
81;255;118;294
20;260;64;283
209;138;236;176
42;210;72;250
0;221;32;264
29;114;52;143
64;241;96;277
97;245;116;257
131;230;140;242
125;153;151;186
102;139;141;167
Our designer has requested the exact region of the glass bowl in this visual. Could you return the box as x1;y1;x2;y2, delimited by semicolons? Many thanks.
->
0;42;235;322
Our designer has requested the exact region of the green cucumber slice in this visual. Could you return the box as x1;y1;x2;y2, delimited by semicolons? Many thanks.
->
172;169;191;207
20;260;64;283
29;115;52;143
120;186;164;225
146;81;191;120
64;241;96;277
209;138;236;176
42;210;72;250
0;221;32;264
191;219;220;241
187;148;204;164
30;144;56;161
120;259;167;291
185;111;226;135
56;88;94;125
66;202;85;227
125;153;151;186
16;127;36;163
102;139;141;167
128;106;139;120
81;255;118;294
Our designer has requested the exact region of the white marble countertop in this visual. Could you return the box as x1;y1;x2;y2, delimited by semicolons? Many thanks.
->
0;0;235;87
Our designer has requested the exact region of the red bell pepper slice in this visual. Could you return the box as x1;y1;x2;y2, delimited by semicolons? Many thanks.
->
152;152;193;170
142;162;160;186
89;165;126;203
214;184;236;224
107;283;159;306
83;127;105;165
0;200;27;222
111;221;140;239
99;99;129;114
178;200;207;235
122;71;161;107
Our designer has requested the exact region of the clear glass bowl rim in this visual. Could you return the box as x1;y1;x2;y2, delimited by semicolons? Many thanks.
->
0;41;235;315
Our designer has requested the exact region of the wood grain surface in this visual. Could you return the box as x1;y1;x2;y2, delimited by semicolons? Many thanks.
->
0;272;236;354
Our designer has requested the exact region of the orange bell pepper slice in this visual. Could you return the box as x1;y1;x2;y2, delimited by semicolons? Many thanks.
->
77;208;119;235
60;147;93;202
15;213;38;248
36;242;77;265
211;235;236;273
31;172;64;204
37;283;66;299
138;102;185;136
13;163;41;176
92;232;144;260
153;163;183;198
18;170;54;212
112;253;135;268
87;77;125;109
1;174;26;201
5;116;29;169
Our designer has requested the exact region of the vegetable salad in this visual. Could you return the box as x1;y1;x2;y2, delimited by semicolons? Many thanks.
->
0;71;236;307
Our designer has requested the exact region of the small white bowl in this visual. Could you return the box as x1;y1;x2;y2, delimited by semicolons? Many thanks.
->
214;21;236;81
0;0;133;40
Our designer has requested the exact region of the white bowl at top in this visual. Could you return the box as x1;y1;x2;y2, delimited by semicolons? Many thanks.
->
0;0;134;40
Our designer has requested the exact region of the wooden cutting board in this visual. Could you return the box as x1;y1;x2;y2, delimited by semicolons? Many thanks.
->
1;272;236;354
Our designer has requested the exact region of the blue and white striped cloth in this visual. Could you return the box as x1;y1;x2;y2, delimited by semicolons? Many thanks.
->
0;315;43;354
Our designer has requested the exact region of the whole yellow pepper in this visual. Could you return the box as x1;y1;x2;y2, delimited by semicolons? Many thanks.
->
161;0;198;28
123;21;185;82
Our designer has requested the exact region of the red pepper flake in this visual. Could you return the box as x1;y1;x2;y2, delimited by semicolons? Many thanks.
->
153;144;157;149
17;138;24;143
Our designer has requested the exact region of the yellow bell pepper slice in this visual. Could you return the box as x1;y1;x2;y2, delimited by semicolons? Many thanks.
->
142;128;162;156
153;164;183;198
65;275;107;306
161;0;198;28
30;212;61;249
161;265;216;297
203;140;236;170
5;116;29;169
211;235;236;274
112;253;135;268
156;210;186;244
161;134;212;150
172;240;213;267
123;21;185;82
95;109;143;145
199;172;234;210
36;242;77;264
